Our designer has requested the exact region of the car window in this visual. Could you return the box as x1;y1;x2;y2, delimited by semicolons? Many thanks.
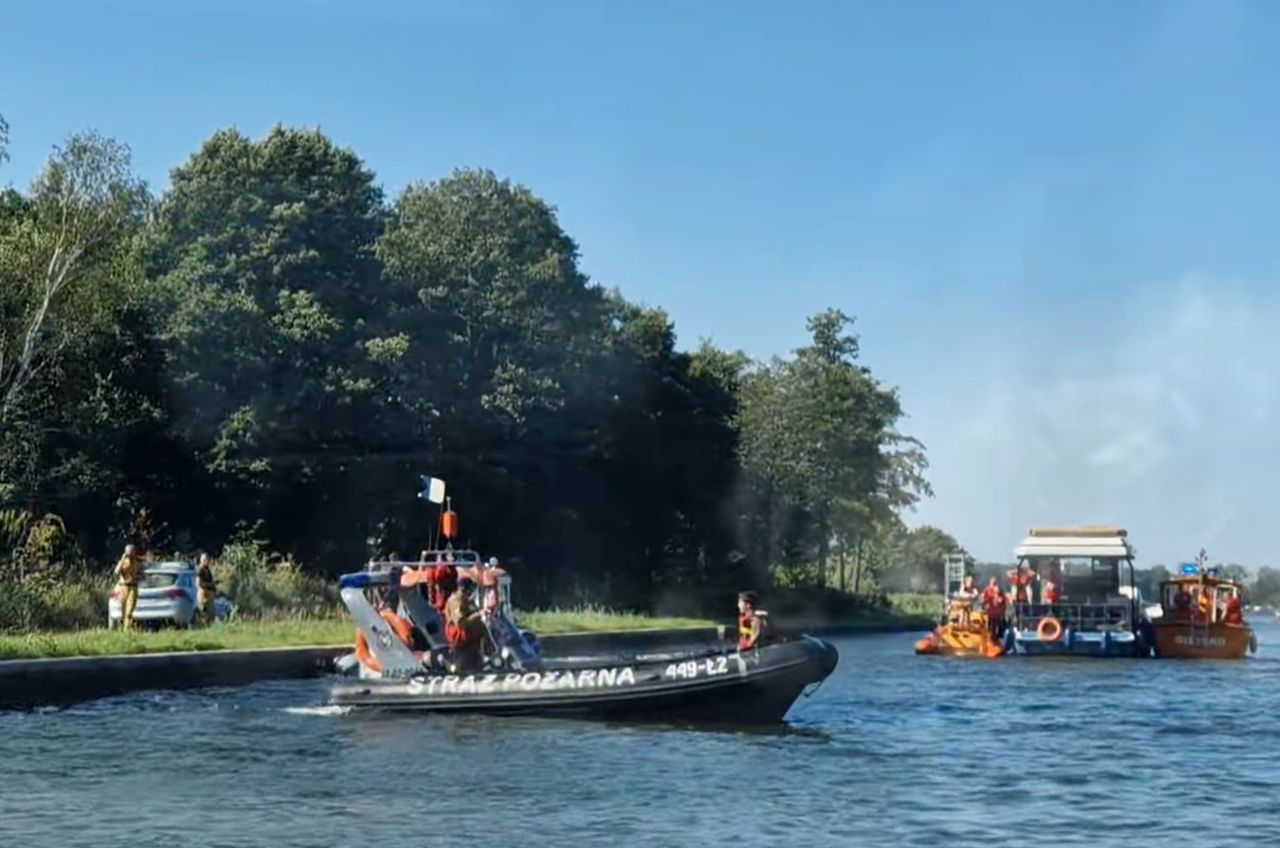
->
139;573;179;589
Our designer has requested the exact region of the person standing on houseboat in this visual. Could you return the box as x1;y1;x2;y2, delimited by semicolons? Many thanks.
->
737;591;766;651
1007;563;1037;606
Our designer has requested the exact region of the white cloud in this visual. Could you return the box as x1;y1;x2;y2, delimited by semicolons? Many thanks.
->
911;276;1280;566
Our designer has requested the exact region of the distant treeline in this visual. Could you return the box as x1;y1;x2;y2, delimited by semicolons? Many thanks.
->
0;120;954;614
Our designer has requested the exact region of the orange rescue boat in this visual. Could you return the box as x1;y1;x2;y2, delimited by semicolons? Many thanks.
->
914;553;1008;658
1151;558;1257;660
914;605;1007;658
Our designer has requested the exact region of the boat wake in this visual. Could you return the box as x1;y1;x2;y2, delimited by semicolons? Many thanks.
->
283;704;350;717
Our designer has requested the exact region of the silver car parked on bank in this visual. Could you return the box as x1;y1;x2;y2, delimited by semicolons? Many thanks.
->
108;560;230;628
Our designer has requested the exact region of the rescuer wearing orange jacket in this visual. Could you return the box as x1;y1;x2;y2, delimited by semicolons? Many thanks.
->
445;576;487;672
737;591;767;651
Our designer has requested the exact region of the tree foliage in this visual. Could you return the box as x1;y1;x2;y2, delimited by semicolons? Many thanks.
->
737;309;932;589
0;133;147;418
1;124;948;614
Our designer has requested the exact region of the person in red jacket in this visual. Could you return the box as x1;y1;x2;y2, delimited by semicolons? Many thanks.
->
981;577;1007;639
1224;594;1244;626
1007;563;1037;605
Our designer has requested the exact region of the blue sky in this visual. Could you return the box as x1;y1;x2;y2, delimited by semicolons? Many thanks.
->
4;0;1279;567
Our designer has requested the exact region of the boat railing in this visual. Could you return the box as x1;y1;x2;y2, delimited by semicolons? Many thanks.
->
1013;601;1134;633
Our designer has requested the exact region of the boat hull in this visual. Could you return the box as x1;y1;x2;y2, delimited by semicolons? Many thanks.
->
1013;627;1142;657
914;625;1006;658
330;637;838;724
1152;622;1255;659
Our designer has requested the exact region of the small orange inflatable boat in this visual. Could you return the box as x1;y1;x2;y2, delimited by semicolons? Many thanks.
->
914;606;1007;658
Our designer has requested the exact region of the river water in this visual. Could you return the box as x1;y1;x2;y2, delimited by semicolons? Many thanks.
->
4;622;1279;848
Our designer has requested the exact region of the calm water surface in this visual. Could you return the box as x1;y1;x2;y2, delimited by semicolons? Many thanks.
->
4;622;1280;848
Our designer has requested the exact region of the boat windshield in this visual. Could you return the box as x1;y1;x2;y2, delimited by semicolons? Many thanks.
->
1162;580;1237;610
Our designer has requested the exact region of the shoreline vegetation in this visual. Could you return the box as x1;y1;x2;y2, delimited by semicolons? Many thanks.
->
0;600;936;661
2;118;970;640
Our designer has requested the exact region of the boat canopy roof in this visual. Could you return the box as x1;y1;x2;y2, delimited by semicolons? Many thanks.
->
1163;564;1241;589
1016;526;1133;559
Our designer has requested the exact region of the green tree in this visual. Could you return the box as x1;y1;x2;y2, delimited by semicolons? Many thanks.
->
377;171;751;608
1251;566;1280;606
146;126;387;561
0;132;147;419
0;132;176;556
877;525;965;593
1136;564;1171;601
738;309;930;589
1218;563;1249;584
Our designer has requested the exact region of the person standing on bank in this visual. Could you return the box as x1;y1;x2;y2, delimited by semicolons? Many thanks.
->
196;553;218;626
114;544;144;630
737;591;767;651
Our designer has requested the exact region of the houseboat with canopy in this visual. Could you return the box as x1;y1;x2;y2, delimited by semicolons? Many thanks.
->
1150;553;1257;659
1008;526;1150;657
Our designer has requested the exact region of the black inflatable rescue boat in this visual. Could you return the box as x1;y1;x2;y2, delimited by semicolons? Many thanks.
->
329;553;838;723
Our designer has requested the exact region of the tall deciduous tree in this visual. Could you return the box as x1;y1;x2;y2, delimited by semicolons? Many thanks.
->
739;308;931;590
0;133;146;419
147;126;387;560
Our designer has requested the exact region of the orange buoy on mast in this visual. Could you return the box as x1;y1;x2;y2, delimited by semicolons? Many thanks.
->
441;498;459;540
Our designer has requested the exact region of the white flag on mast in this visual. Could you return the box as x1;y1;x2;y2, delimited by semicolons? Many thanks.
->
419;476;446;504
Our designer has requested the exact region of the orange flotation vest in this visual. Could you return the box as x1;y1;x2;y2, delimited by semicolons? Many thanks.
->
738;612;758;650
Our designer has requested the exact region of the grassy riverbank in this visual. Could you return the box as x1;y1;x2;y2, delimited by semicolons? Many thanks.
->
0;601;935;660
0;610;716;660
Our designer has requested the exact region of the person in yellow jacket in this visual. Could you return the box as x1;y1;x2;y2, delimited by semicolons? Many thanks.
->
196;553;218;626
114;545;144;630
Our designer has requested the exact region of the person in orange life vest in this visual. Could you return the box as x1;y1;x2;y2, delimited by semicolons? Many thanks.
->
737;591;766;651
1194;587;1212;621
1042;576;1060;604
445;576;487;672
1006;564;1036;604
1224;594;1244;626
981;577;1007;638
